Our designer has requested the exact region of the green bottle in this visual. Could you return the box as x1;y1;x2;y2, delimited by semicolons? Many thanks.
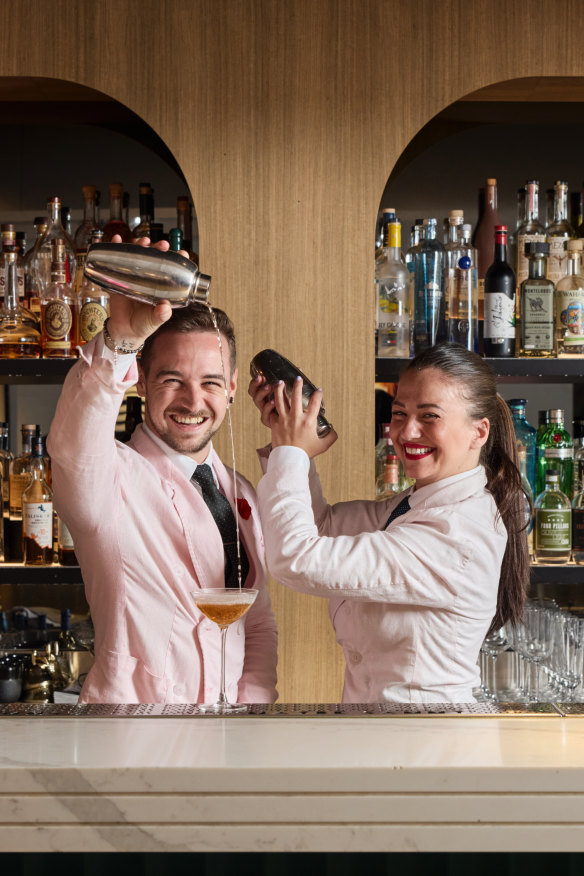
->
535;409;573;499
534;468;572;564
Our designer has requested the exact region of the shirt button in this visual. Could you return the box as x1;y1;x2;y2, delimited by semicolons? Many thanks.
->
350;652;362;665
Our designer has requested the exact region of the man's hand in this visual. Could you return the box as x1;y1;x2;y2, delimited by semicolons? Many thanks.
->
106;235;189;349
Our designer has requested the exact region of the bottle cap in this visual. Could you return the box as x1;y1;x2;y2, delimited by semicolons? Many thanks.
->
507;398;527;408
82;184;97;198
486;178;497;185
524;241;549;256
109;182;124;197
495;225;508;232
545;468;560;478
449;210;464;223
462;223;472;236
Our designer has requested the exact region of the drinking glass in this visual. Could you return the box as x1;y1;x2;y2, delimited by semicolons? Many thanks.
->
191;588;258;714
556;615;584;700
524;605;553;701
480;626;511;700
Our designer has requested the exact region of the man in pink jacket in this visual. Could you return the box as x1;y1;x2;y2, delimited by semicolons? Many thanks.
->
47;243;278;704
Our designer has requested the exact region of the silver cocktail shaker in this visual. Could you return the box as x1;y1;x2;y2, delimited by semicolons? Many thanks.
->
84;243;211;306
250;348;333;437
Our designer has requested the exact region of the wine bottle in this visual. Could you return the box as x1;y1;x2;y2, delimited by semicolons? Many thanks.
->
22;434;53;566
472;178;500;332
483;225;516;357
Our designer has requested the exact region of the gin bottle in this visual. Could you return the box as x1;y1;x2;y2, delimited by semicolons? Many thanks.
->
413;217;447;354
507;398;536;497
375;214;411;357
536;409;573;499
555;238;584;355
546;180;574;286
519;242;555;357
534;469;572;564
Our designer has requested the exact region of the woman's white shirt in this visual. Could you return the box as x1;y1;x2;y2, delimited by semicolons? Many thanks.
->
257;446;507;703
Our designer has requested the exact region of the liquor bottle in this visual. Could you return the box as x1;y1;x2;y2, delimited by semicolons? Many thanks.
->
447;222;478;352
23;216;48;316
375;207;395;251
573;477;584;565
22;435;53;566
404;220;424;273
176;196;197;262
536;409;573;499
41;239;78;358
517;445;534;559
0;423;13;521
73;184;100;295
412;217;447;354
555;238;584;356
132;182;154;241
0;248;41;358
483;225;516;357
472;178;500;332
444;209;464;317
78;230;108;345
534;468;572;564
15;231;27;259
0;224;25;301
519;242;555;358
9;424;38;523
375;214;411;358
512;180;546;293
102;182;132;243
375;423;407;499
168;227;183;253
28;197;77;293
507;399;537;497
57;516;77;566
546;180;574;286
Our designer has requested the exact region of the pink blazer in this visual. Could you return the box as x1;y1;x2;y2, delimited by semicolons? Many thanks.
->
47;340;278;704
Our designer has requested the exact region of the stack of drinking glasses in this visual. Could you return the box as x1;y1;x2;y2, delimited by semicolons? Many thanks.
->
477;599;584;702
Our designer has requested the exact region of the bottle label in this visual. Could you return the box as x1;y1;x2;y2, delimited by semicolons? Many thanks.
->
484;292;515;339
43;300;73;340
79;301;108;342
516;233;546;285
23;501;53;549
57;516;75;550
521;283;555;350
0;266;25;300
547;236;569;285
557;287;584;346
9;472;30;513
535;509;572;551
544;447;573;460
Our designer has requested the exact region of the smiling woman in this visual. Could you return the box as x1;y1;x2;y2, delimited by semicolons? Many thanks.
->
251;341;530;704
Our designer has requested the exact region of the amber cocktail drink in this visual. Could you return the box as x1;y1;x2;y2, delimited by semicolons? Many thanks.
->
191;588;258;714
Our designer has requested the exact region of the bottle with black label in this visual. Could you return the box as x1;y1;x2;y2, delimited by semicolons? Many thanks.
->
519;241;555;358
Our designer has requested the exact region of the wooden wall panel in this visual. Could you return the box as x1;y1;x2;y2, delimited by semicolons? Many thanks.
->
1;0;583;700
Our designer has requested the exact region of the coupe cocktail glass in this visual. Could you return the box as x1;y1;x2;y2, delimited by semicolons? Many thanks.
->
191;588;258;714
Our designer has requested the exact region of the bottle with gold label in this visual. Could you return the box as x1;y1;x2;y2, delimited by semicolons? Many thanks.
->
22;434;53;566
41;239;78;358
78;230;108;345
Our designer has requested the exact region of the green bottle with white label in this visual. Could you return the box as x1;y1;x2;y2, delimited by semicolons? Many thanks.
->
534;468;572;564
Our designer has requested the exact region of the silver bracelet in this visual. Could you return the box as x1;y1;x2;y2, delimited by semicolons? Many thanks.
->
103;318;144;366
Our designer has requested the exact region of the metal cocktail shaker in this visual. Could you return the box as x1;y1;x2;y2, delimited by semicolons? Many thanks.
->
84;243;211;307
250;348;333;437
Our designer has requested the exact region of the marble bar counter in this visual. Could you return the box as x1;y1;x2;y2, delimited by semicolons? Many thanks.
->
2;702;584;854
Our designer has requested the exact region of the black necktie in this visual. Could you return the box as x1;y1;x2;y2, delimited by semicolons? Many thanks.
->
191;464;249;588
384;495;411;529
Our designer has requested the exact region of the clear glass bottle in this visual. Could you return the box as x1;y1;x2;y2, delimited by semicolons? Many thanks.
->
22;435;53;566
534;468;572;564
102;182;132;243
483;225;516;357
507;398;537;498
73;184;100;296
375;214;411;357
555;238;584;356
518;445;534;559
547;180;574;286
404;220;424;273
444;210;464;316
0;249;41;358
519;241;555;357
131;182;154;241
536;409;573;499
472;178;500;331
9;424;39;522
78;230;108;345
23;216;48;317
28;197;77;294
447;221;478;352
375;423;410;498
413;217;447;354
512;180;546;292
0;224;25;302
41;239;78;358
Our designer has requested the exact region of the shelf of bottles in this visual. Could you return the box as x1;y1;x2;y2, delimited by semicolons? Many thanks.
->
376;357;584;384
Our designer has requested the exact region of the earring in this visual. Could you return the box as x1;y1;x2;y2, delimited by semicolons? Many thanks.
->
229;396;234;405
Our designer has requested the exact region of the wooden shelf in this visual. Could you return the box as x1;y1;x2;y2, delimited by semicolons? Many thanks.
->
376;357;584;384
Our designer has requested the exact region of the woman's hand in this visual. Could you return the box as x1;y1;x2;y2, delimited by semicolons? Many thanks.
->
106;235;189;349
249;374;337;458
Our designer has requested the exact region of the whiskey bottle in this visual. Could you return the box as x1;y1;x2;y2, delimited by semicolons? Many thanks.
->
28;197;77;293
9;424;38;523
0;249;41;358
547;180;574;286
41;239;78;358
375;213;410;357
73;184;100;295
483;225;516;357
519;242;555;358
102;182;132;243
78;230;109;345
555;238;584;356
534;468;572;564
22;435;53;566
131;182;154;241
